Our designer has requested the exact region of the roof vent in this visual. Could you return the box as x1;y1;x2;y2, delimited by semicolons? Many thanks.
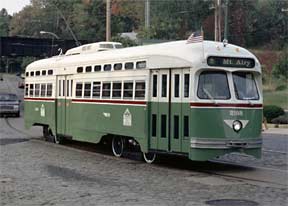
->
65;42;123;56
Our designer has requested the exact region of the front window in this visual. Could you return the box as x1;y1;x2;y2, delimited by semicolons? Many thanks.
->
197;71;230;100
233;72;259;100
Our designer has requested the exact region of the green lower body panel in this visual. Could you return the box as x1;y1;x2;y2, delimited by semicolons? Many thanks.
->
189;147;261;161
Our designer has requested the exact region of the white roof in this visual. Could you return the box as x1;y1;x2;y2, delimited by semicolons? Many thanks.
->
26;40;260;72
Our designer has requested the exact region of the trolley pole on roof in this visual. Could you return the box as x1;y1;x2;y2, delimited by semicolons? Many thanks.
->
106;0;111;42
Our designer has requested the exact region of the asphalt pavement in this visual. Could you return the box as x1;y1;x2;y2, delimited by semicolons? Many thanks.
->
0;73;287;206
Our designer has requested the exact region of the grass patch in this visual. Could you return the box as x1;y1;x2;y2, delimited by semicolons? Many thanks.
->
263;89;288;109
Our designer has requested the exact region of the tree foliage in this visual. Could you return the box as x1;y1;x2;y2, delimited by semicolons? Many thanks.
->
272;49;288;80
0;8;11;36
2;0;287;49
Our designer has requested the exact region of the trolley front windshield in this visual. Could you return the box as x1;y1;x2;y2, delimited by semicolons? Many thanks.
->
233;72;259;100
197;71;230;100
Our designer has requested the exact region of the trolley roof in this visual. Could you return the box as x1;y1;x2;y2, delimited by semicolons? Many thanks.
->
26;40;260;72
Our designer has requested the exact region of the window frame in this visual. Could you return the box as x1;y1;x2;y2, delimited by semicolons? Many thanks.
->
125;62;134;70
75;82;83;98
135;81;146;99
84;82;92;98
92;81;101;98
102;82;111;98
112;82;122;99
197;71;231;100
123;81;134;99
232;72;260;101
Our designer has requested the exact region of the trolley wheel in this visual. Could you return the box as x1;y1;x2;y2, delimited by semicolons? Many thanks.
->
43;126;50;141
143;152;156;164
15;112;20;117
112;137;124;157
43;126;61;144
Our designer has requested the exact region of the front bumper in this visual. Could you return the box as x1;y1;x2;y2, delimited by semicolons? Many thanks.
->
0;108;20;114
190;138;262;149
189;138;262;161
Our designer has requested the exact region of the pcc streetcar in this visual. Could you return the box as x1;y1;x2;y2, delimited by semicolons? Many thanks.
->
24;40;262;163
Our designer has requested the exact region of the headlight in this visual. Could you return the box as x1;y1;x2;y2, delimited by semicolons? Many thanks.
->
13;105;19;109
233;120;242;132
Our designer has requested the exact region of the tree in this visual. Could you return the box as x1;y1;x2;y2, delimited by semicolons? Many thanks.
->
272;49;288;80
0;8;11;36
141;0;213;40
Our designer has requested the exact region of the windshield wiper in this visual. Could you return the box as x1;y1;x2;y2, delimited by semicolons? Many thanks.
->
203;88;217;104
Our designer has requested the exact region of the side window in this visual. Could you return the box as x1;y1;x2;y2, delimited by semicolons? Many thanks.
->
174;115;179;139
125;62;134;70
112;82;122;98
48;70;53;75
36;71;40;76
135;81;145;99
75;83;83;98
102;82;111;98
30;71;34;77
161;115;167;138
151;114;157;137
104;64;112;71
136;61;146;69
152;74;157;97
85;66;92;72
40;84;46;97
114;63;122;71
70;80;73;97
67;80;70;97
47;84;53;97
161;74;167;97
77;67;83;73
174;74;180;98
42;70;46;76
92;82;101;98
123;82;133;99
25;84;29;96
35;84;40;97
94;65;101;72
29;84;34;96
184;74;190;98
184;116;189;137
58;80;62;96
84;82;91;98
62;80;65;97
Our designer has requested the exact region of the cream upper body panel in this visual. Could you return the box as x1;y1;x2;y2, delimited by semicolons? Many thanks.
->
25;40;261;75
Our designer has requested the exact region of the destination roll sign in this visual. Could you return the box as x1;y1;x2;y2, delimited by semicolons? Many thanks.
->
207;56;255;68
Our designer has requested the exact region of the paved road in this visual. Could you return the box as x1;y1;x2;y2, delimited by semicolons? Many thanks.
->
1;74;288;206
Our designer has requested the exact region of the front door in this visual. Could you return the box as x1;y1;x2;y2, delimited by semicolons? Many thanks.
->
149;68;190;153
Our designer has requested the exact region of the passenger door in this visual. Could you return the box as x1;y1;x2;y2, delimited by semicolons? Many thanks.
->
149;69;191;153
150;69;170;151
170;69;191;153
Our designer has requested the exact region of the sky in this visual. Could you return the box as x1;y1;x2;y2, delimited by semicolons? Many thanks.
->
2;0;31;15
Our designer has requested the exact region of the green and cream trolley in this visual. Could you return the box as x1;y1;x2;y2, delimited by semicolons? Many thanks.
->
24;40;263;163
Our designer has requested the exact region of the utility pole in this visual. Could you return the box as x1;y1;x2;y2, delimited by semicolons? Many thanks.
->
214;0;222;41
145;0;150;29
106;0;111;42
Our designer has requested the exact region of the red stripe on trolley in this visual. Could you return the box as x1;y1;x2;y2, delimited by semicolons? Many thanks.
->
190;102;263;108
24;97;55;101
72;99;147;105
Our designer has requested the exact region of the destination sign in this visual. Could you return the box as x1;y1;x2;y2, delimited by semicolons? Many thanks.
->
207;56;255;68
